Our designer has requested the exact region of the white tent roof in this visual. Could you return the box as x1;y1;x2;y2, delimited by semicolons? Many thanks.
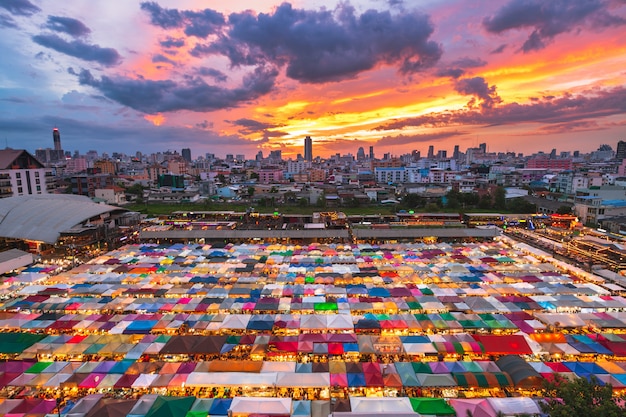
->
348;397;414;414
186;372;277;387
275;372;330;388
487;397;541;416
230;397;292;415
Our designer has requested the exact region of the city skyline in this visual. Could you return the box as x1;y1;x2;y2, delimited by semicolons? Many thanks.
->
0;0;625;158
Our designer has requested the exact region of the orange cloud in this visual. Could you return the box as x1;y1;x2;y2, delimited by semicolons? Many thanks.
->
145;113;166;126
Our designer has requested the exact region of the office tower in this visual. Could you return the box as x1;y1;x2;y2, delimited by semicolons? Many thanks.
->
453;145;460;159
437;150;447;159
304;136;313;162
181;148;192;162
53;128;61;151
549;148;557;158
616;141;626;161
256;150;263;161
50;127;64;161
357;147;365;161
427;145;434;159
478;142;487;153
369;146;374;160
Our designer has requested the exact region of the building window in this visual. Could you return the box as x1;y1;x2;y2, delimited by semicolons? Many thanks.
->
16;173;21;178
35;172;40;177
17;187;22;193
16;180;21;186
36;186;41;191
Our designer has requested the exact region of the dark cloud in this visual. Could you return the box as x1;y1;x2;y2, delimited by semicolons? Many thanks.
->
182;9;225;38
436;57;487;79
152;53;176;65
227;118;284;136
140;2;224;37
374;87;626;131
160;37;185;48
451;57;487;68
490;44;507;54
483;0;626;52
0;0;40;16
435;68;465;79
0;13;17;28
376;131;467;147
44;16;91;37
537;120;601;134
70;65;278;113
196;120;214;129
33;34;122;66
140;1;183;29
195;2;441;83
197;67;228;82
454;77;502;109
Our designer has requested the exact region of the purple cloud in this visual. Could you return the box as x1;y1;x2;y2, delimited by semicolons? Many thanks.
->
375;86;626;131
197;67;228;83
483;0;626;52
436;57;487;79
192;2;442;83
152;53;176;65
70;65;278;113
454;77;502;109
44;16;91;37
376;131;467;147
140;2;225;37
139;1;183;29
33;34;122;66
160;37;185;48
0;0;39;16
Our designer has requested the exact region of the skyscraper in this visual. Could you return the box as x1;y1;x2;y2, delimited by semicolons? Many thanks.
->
427;145;434;159
181;148;192;162
304;136;313;162
53;128;61;151
51;127;64;161
453;145;460;159
369;146;374;160
616;140;626;161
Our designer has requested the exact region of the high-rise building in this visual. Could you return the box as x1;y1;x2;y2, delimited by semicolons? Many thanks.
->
357;147;365;161
304;136;313;162
453;145;460;159
478;142;487;153
616;141;626;161
427;145;434;159
369;146;374;160
49;127;64;161
53;128;61;151
181;148;192;162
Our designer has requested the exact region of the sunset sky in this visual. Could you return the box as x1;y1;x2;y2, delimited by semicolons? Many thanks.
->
0;0;625;159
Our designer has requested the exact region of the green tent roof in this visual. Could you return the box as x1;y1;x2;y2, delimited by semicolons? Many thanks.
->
0;333;46;354
409;398;455;415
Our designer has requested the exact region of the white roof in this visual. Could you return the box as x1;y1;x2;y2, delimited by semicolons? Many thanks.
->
0;194;125;244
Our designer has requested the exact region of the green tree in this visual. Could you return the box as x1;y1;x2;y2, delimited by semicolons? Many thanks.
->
217;174;226;184
494;186;507;210
247;186;255;198
402;193;424;209
445;190;461;209
249;172;259;181
478;194;492;209
541;375;626;417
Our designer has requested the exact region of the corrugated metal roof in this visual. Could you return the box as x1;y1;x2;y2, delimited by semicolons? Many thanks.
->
0;194;125;244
